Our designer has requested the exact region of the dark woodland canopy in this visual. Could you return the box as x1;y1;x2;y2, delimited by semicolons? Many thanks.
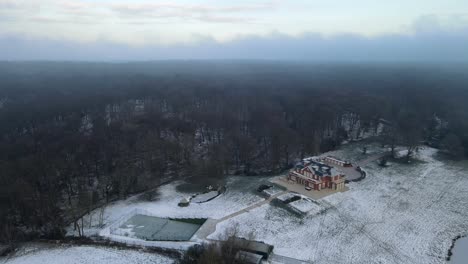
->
0;61;467;242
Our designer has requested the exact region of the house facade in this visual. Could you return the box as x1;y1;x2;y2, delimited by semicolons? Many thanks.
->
288;160;345;191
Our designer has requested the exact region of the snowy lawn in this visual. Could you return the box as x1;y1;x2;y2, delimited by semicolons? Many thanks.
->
209;147;468;264
68;142;468;264
1;244;174;264
68;176;266;237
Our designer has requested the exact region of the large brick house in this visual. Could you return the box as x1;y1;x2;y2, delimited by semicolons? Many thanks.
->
288;160;346;191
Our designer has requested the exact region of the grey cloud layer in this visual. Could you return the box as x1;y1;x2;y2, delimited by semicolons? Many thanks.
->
1;26;467;61
110;2;275;23
0;0;276;24
1;4;467;62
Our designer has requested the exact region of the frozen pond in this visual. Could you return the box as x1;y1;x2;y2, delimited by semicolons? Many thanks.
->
450;236;468;264
115;214;206;241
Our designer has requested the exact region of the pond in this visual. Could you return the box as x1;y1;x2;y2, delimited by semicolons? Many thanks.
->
450;236;468;264
114;214;206;241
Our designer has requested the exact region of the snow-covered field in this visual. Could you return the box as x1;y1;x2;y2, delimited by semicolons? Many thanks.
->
1;244;174;264
68;176;266;237
209;147;468;264
68;143;468;264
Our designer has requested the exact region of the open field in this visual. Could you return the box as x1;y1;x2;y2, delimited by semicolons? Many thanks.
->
67;142;468;263
0;243;174;264
208;146;468;264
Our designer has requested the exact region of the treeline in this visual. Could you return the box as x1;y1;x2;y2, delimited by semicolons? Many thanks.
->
0;62;467;242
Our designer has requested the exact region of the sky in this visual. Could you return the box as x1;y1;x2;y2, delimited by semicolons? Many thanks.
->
0;0;467;61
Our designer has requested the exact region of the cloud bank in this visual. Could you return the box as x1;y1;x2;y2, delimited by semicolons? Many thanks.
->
1;13;467;61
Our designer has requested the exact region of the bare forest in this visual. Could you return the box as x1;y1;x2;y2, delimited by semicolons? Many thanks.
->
1;62;467;243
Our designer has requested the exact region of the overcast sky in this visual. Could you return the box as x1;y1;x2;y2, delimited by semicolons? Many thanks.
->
1;0;467;61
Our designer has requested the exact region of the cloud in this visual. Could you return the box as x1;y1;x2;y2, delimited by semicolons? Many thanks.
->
57;1;92;11
0;0;105;25
0;14;467;61
110;2;275;15
410;13;468;33
28;16;97;24
109;1;275;24
0;0;55;10
0;0;276;24
0;0;16;9
1;28;467;61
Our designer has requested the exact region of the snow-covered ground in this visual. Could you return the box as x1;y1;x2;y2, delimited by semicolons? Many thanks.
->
1;244;174;264
68;143;468;264
209;147;468;264
67;176;266;237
